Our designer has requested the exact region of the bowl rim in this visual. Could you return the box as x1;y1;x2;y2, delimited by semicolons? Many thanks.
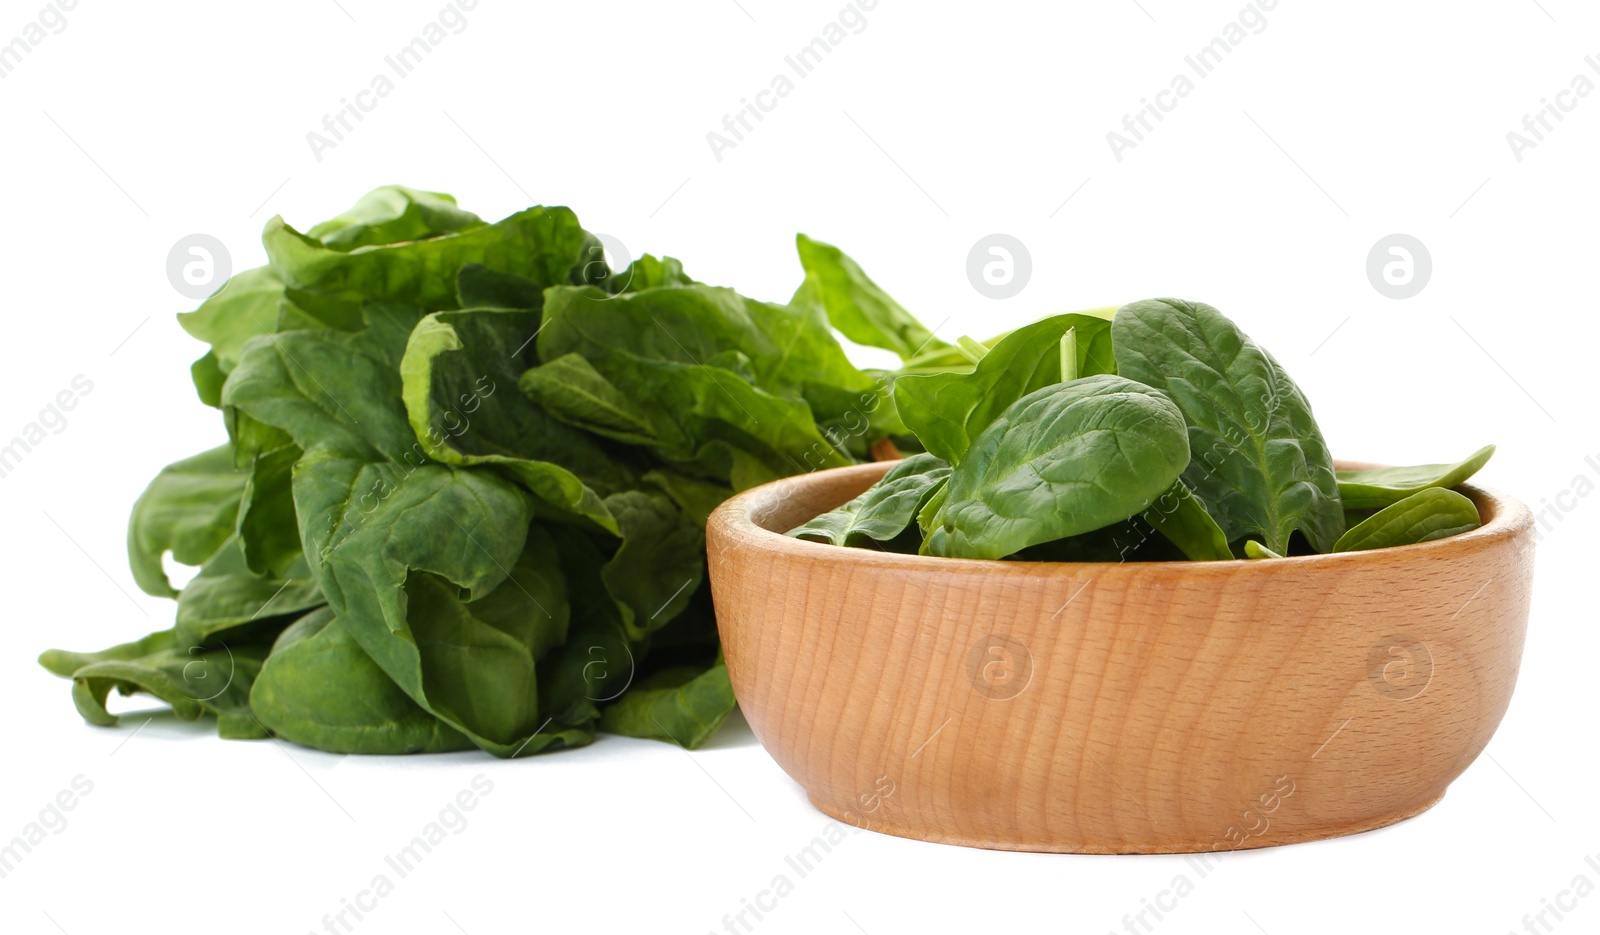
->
710;458;1535;574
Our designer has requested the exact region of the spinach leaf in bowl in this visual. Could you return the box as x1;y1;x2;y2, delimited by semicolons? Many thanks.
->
1332;488;1482;553
1112;298;1344;555
921;374;1191;560
789;453;952;548
1141;480;1235;561
1336;445;1496;510
892;311;1117;467
795;296;1495;566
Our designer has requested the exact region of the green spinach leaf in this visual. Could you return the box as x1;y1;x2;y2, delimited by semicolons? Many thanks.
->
175;569;322;647
1141;480;1234;561
127;445;249;598
39;628;271;739
306;185;483;251
236;443;304;577
518;352;658;446
791;234;948;360
893;312;1116;466
1336;444;1495;510
177;267;294;377
1112;298;1344;554
538;285;856;479
922;374;1190;560
264;205;588;312
400;308;629;532
1331;488;1481;552
600;491;705;640
789;453;952;547
611;255;695;293
249;607;474;754
598;656;736;749
455;263;546;310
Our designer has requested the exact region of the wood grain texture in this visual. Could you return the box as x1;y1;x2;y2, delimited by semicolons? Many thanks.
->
707;460;1535;853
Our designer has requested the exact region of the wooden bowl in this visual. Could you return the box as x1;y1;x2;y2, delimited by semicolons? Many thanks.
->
706;460;1535;853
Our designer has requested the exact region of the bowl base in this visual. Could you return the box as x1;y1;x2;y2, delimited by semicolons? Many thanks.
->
806;790;1447;854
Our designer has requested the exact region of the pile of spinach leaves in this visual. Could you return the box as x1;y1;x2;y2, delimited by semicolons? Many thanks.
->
39;186;927;756
793;297;1496;562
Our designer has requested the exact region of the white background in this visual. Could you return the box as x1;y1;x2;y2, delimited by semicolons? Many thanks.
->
1;1;1597;933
